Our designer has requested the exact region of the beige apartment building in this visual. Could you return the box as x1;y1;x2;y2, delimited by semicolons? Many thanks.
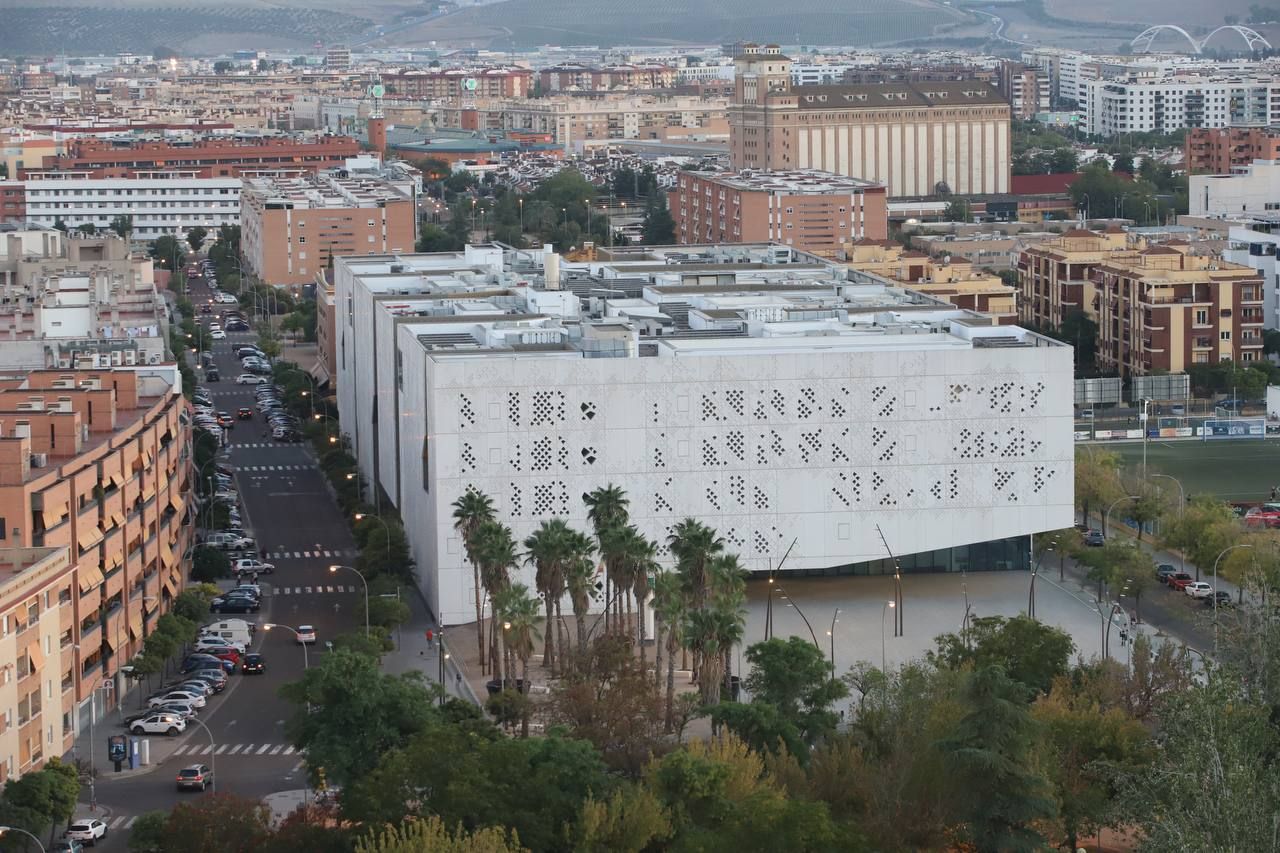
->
1095;246;1265;376
438;95;728;146
843;240;1018;323
1017;226;1131;331
670;169;887;257
729;44;1011;197
0;367;191;782
240;170;417;289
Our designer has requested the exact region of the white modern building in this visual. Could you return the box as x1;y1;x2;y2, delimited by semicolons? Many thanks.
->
1190;160;1280;217
22;171;242;238
334;243;1075;626
1082;75;1280;136
1224;216;1280;328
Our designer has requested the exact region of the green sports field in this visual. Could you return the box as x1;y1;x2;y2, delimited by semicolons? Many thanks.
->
1106;439;1280;503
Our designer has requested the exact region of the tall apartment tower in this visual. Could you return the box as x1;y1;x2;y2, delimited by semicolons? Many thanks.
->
729;44;794;171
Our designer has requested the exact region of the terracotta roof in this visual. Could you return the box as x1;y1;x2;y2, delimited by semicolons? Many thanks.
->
1164;238;1189;245
1062;228;1097;238
1104;223;1126;234
1140;245;1181;255
1010;173;1078;196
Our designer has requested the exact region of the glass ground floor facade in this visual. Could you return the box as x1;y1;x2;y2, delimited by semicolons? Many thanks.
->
755;534;1031;578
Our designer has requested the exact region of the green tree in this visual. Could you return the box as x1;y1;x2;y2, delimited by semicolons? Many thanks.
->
279;648;437;787
1111;152;1135;173
1074;448;1121;526
1163;496;1240;581
524;518;573;675
938;666;1056;852
109;214;134;239
1058;309;1098;373
75;223;98;236
52;217;68;232
186;226;208;253
640;195;675;245
1048;147;1079;173
416;222;461;253
494;582;541;736
943;197;971;222
572;785;671;853
126;811;168;852
1031;678;1150;852
713;636;849;759
452;489;496;661
355;816;524;853
930;614;1075;696
190;545;230;582
148;234;187;274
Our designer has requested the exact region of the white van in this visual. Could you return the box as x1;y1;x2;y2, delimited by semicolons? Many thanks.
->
199;620;255;649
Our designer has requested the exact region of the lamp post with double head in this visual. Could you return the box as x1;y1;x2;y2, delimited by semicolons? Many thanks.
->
881;601;895;671
0;826;45;851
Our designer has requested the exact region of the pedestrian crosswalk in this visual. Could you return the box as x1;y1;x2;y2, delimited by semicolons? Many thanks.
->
239;464;310;472
274;584;358;595
265;548;357;560
230;442;296;449
172;742;298;757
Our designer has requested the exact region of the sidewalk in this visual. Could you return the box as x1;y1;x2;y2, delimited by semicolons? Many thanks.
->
381;584;481;707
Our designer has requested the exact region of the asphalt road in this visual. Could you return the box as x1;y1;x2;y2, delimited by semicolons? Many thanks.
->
79;272;361;848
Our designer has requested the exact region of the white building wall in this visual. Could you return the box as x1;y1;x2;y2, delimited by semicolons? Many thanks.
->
409;344;1074;625
1190;161;1280;217
23;176;242;238
1224;225;1280;328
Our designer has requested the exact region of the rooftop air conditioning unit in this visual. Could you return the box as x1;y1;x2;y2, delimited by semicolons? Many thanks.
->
30;453;47;468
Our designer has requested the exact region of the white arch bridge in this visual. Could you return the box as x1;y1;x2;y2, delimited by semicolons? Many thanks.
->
1131;24;1272;54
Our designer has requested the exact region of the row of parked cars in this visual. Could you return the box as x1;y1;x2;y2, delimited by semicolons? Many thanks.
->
254;382;304;441
1155;563;1233;606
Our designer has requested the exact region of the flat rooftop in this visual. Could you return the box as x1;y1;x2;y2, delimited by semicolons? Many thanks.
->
685;169;884;194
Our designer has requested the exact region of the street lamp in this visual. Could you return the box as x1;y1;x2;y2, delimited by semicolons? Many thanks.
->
1029;544;1054;620
263;623;309;669
774;588;820;650
354;512;391;558
1211;544;1251;654
825;608;840;678
330;565;370;637
0;826;45;851
1103;494;1140;538
880;601;895;671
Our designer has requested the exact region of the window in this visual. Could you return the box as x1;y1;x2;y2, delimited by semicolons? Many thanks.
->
1221;330;1231;341
1195;309;1208;324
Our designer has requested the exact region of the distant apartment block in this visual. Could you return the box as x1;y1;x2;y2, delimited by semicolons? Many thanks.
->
1189;159;1280;217
382;67;532;100
438;95;728;146
240;166;416;289
325;45;352;72
842;240;1018;323
729;44;1011;197
1083;75;1280;136
0;182;24;222
32;135;361;179
1186;126;1280;174
0;230;172;369
0;366;192;782
1096;246;1265;375
1017;226;1130;331
23;172;241;239
538;64;677;92
670;170;887;256
997;61;1050;120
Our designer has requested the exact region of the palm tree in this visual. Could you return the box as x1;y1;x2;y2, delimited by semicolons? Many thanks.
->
668;518;724;677
598;523;638;635
495;583;542;737
628;532;660;669
471;519;517;677
652;570;687;732
523;518;570;674
584;485;629;631
563;551;596;658
452;489;495;661
708;554;748;698
686;608;725;706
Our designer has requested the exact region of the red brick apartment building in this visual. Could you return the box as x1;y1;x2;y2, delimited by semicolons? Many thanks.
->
29;135;361;179
671;169;888;257
1186;127;1280;174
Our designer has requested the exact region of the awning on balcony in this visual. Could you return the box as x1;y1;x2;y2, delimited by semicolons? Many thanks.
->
129;614;144;640
77;524;103;552
26;642;44;672
77;565;105;594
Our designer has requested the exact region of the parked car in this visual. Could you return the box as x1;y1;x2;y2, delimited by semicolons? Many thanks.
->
156;702;198;720
242;653;265;674
1209;591;1234;607
176;764;214;792
231;582;263;598
148;690;206;709
129;713;186;736
51;840;85;853
1168;573;1195;591
237;374;268;385
209;329;227;339
1185;581;1214;599
1156;564;1178;584
194;637;246;655
181;654;231;674
64;819;109;845
1083;529;1105;547
210;596;259;614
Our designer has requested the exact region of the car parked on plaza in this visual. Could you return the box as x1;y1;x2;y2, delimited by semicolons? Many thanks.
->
1083;529;1105;547
129;713;186;737
1156;564;1178;584
1168;573;1195;591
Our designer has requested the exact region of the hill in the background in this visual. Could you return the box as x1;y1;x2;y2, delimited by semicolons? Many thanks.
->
0;4;373;56
425;0;974;47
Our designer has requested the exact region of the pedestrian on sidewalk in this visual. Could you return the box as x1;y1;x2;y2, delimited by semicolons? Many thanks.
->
426;629;434;648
